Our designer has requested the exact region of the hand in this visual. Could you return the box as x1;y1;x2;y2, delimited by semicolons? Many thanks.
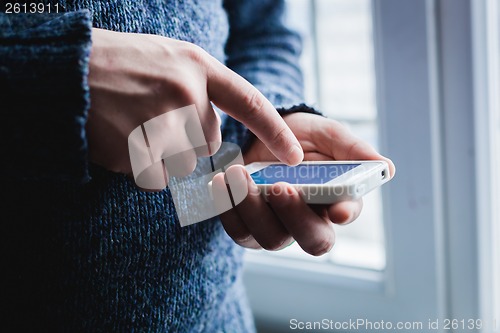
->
85;28;303;180
212;112;395;256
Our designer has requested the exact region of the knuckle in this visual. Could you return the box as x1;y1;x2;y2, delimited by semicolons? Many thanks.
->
305;236;334;256
327;118;349;136
221;220;251;243
232;233;253;244
182;42;208;66
260;235;289;251
269;126;289;151
155;43;206;107
235;235;262;249
345;141;362;161
242;88;266;121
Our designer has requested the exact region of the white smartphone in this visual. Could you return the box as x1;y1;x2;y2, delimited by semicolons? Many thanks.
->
245;160;391;204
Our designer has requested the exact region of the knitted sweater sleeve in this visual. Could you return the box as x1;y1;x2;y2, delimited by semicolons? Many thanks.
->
0;11;93;183
221;0;321;152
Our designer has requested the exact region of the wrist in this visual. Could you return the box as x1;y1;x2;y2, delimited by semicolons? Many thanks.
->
277;103;323;118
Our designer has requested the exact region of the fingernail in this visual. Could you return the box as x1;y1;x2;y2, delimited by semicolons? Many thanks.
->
287;145;304;166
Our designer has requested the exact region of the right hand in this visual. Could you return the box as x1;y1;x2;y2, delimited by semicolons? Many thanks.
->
86;28;303;181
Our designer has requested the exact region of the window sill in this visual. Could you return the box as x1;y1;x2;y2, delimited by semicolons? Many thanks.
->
243;239;386;292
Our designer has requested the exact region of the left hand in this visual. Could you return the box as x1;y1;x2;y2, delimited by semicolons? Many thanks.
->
212;112;395;256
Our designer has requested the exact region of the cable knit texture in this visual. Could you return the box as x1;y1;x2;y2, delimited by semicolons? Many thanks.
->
0;1;311;332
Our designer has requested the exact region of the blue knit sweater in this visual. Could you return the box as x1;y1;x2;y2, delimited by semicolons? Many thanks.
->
0;1;306;332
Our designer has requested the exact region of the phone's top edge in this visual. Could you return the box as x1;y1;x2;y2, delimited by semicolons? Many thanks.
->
245;160;387;166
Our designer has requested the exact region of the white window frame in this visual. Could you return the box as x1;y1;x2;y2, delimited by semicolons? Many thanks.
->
243;0;500;331
472;0;500;328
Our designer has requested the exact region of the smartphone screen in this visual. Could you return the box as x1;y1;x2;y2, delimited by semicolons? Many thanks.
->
249;163;361;185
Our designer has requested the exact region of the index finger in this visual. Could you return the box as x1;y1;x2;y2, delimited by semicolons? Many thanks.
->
206;58;303;166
